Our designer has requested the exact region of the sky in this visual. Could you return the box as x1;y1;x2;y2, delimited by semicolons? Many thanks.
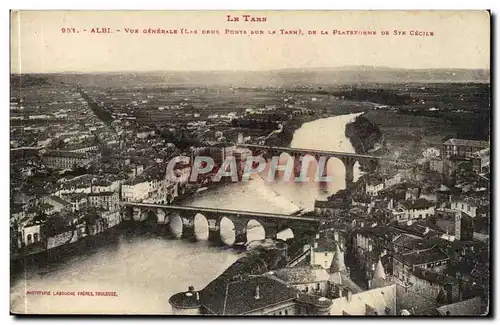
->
10;10;491;73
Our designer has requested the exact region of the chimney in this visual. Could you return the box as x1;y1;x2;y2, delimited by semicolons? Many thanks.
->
347;289;352;302
196;292;200;301
254;285;260;300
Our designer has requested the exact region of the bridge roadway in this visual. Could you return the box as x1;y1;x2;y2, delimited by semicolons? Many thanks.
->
238;143;381;160
122;202;321;224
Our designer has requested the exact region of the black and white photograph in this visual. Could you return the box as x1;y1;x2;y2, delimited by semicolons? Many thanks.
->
9;10;491;316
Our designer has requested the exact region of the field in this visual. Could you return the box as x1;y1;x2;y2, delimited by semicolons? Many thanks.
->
11;74;490;163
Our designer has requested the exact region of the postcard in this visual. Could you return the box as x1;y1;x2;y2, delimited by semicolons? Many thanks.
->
10;10;490;316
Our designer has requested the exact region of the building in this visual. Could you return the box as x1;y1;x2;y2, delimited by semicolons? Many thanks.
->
435;208;473;241
143;181;178;205
392;233;431;255
353;225;401;282
21;223;43;246
121;176;163;203
42;150;99;170
314;195;351;217
366;177;385;197
392;198;435;222
88;191;120;211
442;139;489;159
170;245;398;316
471;148;490;173
393;245;450;282
450;197;482;218
61;193;89;212
310;233;345;269
41;195;71;214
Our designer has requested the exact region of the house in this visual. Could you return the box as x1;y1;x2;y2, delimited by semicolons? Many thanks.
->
143;181;179;205
42;150;99;170
41;195;72;214
366;177;385;196
392;233;431;255
393;198;435;221
442;139;489;159
471;148;490;173
61;193;89;212
353;225;401;276
121;175;163;203
21;224;43;246
395;266;462;315
384;171;404;188
450;197;482;218
310;234;345;269
393;245;450;280
88;191;120;211
314;199;350;217
435;208;473;241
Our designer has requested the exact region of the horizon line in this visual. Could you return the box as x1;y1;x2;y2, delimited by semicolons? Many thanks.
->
10;65;491;75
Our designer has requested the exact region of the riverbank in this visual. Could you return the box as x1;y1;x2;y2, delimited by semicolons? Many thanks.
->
266;104;382;157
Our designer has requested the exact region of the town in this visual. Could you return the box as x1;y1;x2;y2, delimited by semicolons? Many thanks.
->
10;72;490;316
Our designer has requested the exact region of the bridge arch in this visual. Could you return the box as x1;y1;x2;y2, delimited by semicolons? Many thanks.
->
277;227;294;241
219;217;236;246
246;219;265;242
169;212;183;239
193;213;209;241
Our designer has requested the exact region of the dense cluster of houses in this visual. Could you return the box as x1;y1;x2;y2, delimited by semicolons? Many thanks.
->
312;138;490;315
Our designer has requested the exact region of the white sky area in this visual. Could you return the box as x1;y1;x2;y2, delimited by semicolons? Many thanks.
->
11;10;490;72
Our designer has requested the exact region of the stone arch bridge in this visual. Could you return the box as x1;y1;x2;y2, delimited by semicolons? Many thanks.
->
122;202;322;246
237;144;381;188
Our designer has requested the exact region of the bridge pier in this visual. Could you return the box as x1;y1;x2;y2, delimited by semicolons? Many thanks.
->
293;154;303;178
182;216;199;241
157;209;167;224
264;225;278;240
233;218;248;245
235;230;247;245
207;218;222;245
122;206;134;221
341;157;356;190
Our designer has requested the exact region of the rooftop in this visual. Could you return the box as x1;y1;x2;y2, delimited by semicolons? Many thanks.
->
443;138;489;148
271;265;330;285
435;297;484;316
400;198;434;210
329;284;397;316
412;267;458;287
200;274;297;315
397;246;449;266
48;195;71;207
44;150;89;159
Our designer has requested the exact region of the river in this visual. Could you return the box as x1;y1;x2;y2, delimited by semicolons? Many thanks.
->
10;112;363;314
